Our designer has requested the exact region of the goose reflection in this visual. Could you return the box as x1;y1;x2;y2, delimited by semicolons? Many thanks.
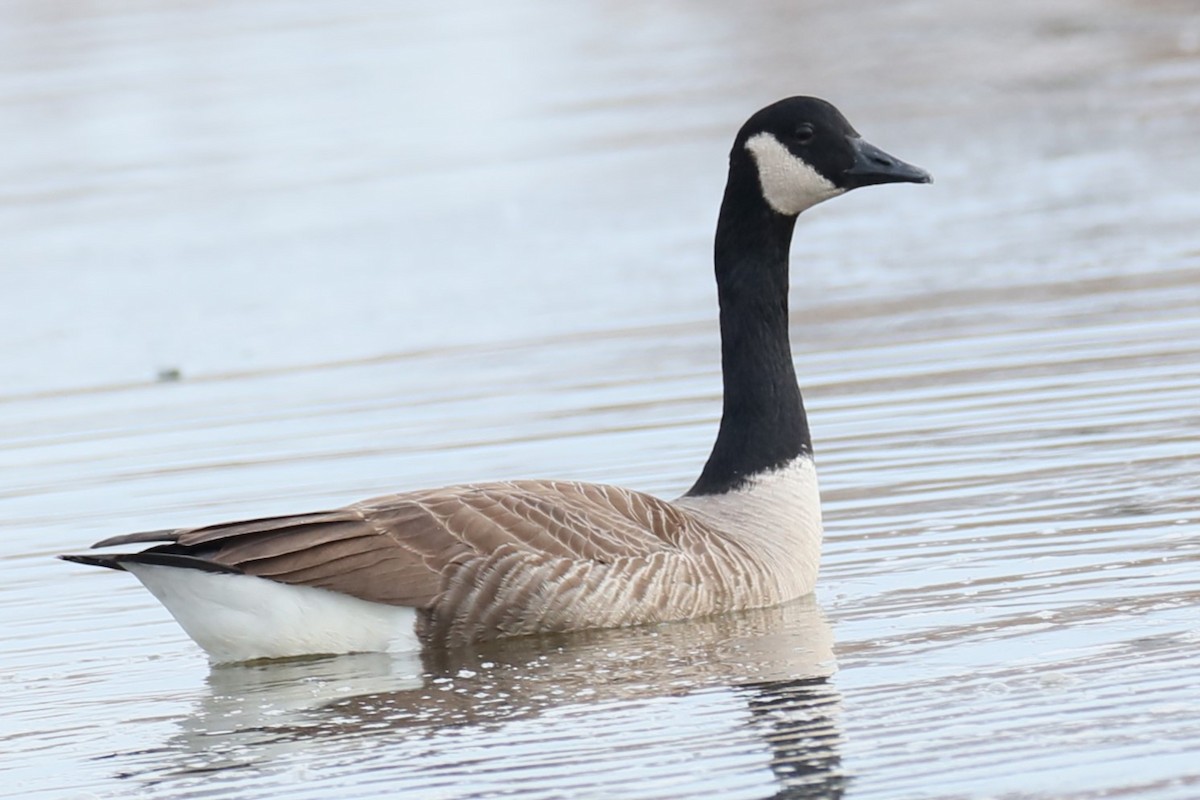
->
135;598;844;798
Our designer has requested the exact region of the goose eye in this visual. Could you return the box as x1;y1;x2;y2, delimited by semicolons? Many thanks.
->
794;125;815;144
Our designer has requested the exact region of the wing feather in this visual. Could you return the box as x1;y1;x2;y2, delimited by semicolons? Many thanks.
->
85;480;702;616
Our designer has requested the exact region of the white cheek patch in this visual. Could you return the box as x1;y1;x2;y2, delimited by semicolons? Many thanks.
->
744;132;844;215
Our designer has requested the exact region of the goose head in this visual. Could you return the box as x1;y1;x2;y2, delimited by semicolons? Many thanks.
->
733;96;931;217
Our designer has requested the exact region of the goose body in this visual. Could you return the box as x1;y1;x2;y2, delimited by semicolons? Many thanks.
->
62;97;929;663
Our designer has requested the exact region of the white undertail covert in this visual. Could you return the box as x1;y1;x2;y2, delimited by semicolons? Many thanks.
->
125;563;420;663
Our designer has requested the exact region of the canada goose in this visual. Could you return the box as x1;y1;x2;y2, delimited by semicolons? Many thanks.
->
62;97;930;663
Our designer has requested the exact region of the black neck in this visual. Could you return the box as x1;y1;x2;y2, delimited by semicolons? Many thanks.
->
687;157;811;496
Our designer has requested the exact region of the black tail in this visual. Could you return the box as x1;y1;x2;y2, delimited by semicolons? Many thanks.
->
59;550;242;575
59;553;129;571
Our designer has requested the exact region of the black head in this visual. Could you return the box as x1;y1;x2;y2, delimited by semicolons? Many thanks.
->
731;96;931;216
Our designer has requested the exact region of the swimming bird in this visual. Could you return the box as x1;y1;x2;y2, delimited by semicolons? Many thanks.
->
61;97;930;663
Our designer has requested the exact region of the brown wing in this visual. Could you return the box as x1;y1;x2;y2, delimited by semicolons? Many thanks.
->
91;480;696;609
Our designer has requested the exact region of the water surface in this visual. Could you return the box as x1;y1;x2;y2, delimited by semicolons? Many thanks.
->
2;1;1199;798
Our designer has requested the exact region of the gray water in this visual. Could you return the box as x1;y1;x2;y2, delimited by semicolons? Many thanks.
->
3;1;1199;798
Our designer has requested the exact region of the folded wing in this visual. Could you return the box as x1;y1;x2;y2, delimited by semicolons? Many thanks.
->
83;480;699;612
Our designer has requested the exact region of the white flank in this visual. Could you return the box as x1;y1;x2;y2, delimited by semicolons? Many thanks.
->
676;456;823;597
744;132;843;215
124;563;420;663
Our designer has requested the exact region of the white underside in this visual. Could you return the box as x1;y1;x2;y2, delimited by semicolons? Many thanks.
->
125;563;420;664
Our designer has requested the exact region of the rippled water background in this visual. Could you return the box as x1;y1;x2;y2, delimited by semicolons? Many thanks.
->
3;1;1199;797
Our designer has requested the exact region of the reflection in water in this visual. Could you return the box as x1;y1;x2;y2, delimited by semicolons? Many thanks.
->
163;652;426;775
743;677;844;800
125;599;842;798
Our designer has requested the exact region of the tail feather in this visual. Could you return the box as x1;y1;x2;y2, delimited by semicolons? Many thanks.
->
59;550;243;575
90;528;181;548
59;553;129;571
